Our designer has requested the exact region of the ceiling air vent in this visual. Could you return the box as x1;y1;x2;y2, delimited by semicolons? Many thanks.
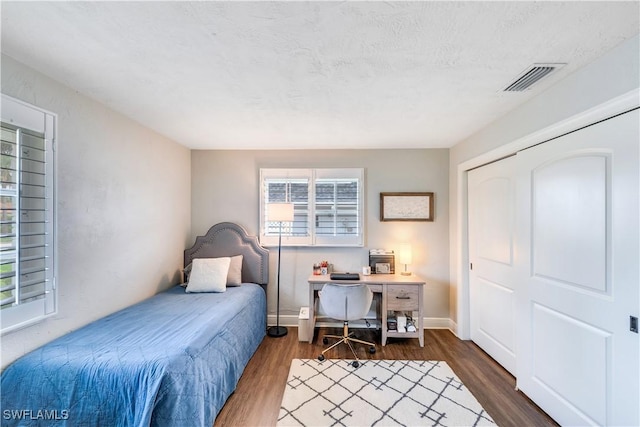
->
503;63;566;92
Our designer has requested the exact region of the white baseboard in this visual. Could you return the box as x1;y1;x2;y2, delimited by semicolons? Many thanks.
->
268;315;457;334
448;319;460;337
423;317;457;330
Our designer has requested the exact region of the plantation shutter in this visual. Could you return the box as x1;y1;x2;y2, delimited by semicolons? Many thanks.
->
262;169;312;246
260;168;363;247
1;119;55;331
314;168;363;246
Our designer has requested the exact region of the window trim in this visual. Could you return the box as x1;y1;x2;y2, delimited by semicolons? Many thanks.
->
1;94;57;335
259;168;364;247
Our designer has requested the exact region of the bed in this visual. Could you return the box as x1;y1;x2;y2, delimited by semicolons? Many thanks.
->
1;222;269;426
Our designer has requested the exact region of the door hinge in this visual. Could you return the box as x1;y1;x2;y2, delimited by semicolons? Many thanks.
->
631;316;638;333
470;263;473;271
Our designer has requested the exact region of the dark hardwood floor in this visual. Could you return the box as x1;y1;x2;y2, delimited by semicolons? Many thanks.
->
214;327;558;427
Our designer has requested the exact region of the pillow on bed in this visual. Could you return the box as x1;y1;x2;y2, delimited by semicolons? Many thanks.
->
183;255;244;287
185;257;231;293
226;255;243;286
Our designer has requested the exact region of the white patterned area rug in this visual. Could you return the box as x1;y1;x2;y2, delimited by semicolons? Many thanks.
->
277;359;496;427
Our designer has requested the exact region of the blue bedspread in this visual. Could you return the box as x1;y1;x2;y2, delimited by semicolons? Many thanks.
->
1;284;266;426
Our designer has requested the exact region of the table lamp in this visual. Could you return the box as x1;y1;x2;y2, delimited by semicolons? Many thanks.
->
398;244;413;276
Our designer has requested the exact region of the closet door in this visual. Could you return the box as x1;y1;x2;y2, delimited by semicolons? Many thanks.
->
515;109;639;426
468;156;517;374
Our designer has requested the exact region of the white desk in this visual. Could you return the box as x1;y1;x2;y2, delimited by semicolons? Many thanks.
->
307;274;425;347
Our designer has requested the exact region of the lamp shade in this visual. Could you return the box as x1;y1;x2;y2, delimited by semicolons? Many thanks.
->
269;203;294;222
398;244;413;265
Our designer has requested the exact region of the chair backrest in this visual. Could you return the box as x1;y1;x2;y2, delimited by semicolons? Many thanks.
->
319;283;373;321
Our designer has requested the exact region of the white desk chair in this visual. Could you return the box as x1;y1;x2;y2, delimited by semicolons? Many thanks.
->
317;283;376;368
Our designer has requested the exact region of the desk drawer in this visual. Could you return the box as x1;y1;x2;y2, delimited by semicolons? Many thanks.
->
387;286;419;311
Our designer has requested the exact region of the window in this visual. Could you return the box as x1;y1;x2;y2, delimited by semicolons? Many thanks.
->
1;95;56;333
260;168;364;246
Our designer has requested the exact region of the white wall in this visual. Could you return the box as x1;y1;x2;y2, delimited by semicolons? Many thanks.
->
191;149;450;323
1;55;192;368
448;34;640;334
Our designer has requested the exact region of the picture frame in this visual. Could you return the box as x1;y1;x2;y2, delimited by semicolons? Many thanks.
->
380;192;434;222
375;262;391;274
369;252;395;274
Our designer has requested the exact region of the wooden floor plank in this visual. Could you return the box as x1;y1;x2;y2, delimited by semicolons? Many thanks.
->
214;328;558;427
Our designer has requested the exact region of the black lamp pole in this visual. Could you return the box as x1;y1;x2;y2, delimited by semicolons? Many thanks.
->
267;220;287;337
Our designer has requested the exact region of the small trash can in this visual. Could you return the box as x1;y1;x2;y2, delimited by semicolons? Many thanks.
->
298;307;310;342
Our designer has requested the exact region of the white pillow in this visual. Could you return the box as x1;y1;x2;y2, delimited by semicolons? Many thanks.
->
226;255;243;287
185;257;231;293
182;255;244;287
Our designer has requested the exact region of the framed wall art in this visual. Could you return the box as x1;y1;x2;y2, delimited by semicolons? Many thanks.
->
380;192;434;222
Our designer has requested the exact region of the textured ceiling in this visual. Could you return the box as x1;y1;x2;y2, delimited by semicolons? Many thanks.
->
1;1;638;149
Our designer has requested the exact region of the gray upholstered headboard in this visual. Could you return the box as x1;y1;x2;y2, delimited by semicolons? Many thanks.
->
184;222;269;285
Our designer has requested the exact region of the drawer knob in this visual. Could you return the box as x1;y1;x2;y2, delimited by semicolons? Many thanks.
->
396;294;411;300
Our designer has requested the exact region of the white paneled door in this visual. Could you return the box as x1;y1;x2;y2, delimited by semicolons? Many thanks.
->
515;109;639;426
468;156;517;375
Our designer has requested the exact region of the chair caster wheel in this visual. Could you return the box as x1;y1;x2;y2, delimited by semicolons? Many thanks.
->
352;361;359;368
369;346;376;354
318;354;325;362
322;337;329;345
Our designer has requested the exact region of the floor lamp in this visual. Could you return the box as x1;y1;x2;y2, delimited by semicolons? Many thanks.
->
267;202;294;338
